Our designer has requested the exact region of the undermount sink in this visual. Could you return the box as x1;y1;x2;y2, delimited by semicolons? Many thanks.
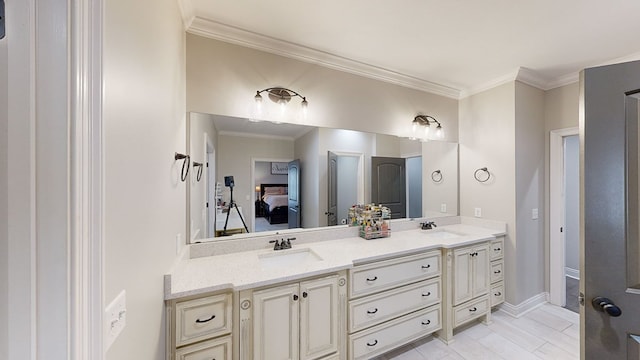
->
258;248;323;268
422;229;465;239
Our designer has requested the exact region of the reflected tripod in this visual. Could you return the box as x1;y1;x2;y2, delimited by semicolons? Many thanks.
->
222;185;249;236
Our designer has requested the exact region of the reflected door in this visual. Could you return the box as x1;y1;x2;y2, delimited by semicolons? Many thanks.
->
583;60;640;359
288;159;301;229
371;157;406;219
327;152;338;226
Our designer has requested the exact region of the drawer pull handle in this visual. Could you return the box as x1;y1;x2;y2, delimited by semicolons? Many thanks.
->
421;264;431;269
494;270;501;274
495;291;502;296
195;314;216;323
367;308;379;314
422;320;431;325
366;276;378;282
422;292;431;297
469;307;477;312
366;340;378;347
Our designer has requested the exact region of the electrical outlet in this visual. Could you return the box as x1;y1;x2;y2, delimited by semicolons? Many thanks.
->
341;218;347;225
176;233;182;254
474;207;482;218
440;203;447;213
532;208;539;220
104;290;126;350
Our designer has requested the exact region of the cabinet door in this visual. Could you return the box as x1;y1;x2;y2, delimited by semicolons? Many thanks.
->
300;275;339;360
472;245;490;297
452;247;473;305
253;283;300;360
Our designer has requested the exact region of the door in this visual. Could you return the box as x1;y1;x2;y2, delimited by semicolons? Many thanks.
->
327;152;338;226
471;246;490;298
371;157;406;218
583;60;640;358
453;247;473;305
288;159;301;229
253;283;300;360
299;275;339;360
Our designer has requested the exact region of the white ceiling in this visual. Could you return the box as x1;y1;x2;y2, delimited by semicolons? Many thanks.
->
181;0;640;98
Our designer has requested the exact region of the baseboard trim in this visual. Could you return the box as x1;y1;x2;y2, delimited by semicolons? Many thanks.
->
500;292;548;318
565;267;580;280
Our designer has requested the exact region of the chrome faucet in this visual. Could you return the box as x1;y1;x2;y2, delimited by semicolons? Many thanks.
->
269;237;296;250
421;221;437;230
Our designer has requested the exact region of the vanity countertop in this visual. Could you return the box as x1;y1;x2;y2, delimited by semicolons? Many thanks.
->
164;223;505;300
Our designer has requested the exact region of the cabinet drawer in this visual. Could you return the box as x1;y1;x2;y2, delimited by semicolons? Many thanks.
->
349;278;440;332
491;283;504;307
175;293;232;347
490;260;504;283
453;297;489;327
350;251;440;298
490;238;504;260
349;305;441;360
174;335;232;360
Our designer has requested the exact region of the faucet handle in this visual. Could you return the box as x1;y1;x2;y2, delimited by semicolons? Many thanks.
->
269;239;282;250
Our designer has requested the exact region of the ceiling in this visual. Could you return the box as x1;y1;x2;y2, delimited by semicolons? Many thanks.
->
181;0;640;98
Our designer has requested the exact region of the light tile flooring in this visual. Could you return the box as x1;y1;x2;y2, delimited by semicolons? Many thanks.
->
376;303;579;360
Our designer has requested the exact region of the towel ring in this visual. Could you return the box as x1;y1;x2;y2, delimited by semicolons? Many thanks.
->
431;170;443;183
193;161;204;182
474;167;491;183
175;152;190;182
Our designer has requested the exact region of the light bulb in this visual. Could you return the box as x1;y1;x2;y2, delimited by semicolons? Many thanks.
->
424;124;430;137
301;98;308;119
412;121;418;133
435;125;444;139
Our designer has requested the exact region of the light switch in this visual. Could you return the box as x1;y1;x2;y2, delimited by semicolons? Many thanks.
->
440;203;447;213
532;208;539;220
474;207;482;218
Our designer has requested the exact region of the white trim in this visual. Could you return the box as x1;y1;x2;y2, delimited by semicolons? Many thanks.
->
549;127;578;307
500;293;548;318
69;0;104;358
186;17;461;100
565;267;580;280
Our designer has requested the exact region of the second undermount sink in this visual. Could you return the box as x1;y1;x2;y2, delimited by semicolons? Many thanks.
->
422;229;465;239
258;248;323;268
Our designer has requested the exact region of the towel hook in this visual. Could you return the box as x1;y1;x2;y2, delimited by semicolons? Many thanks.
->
431;170;443;183
474;167;491;183
175;152;190;182
193;161;204;182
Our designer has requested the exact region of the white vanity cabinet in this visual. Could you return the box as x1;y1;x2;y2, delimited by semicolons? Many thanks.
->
489;236;505;306
347;251;442;360
238;272;348;360
439;240;495;344
166;292;233;360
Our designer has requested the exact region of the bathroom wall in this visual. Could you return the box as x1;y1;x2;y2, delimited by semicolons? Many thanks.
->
189;112;217;241
255;161;288;186
423;141;459;218
295;128;320;228
0;26;8;360
103;0;186;358
186;34;459;141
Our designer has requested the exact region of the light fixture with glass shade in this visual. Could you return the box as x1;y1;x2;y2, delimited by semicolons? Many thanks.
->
253;87;308;122
412;115;444;140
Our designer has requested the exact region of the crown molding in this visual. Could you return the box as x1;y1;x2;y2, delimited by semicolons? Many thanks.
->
176;0;195;29
186;16;461;99
459;69;520;99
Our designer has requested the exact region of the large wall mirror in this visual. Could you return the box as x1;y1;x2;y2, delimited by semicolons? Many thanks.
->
187;112;459;243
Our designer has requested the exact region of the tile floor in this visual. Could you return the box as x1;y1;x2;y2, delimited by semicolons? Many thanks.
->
376;303;579;360
254;216;289;232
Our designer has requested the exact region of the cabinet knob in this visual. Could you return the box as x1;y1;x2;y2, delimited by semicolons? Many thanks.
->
366;340;378;347
293;294;299;301
494;292;502;296
302;291;308;298
495;247;501;251
195;314;216;323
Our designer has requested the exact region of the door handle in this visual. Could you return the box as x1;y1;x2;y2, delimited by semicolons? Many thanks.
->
592;296;622;317
324;211;334;215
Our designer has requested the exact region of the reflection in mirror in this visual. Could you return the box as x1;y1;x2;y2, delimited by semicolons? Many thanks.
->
626;92;640;289
187;112;459;243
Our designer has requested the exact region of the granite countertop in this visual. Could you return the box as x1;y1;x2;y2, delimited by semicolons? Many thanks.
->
164;223;505;300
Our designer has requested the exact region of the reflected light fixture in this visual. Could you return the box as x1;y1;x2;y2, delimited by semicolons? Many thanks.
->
412;115;444;140
254;87;308;120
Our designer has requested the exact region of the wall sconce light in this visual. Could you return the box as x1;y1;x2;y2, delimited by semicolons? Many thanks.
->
255;185;261;199
254;87;308;120
412;115;444;140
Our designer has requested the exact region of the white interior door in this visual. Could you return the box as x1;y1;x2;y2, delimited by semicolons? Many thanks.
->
583;60;640;359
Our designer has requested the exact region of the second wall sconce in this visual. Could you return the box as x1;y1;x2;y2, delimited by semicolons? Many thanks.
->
412;115;444;140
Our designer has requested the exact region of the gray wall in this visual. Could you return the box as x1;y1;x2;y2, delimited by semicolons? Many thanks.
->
407;156;423;218
564;135;580;273
255;161;288;187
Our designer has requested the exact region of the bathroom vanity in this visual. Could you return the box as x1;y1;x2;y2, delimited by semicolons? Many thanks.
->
164;217;506;360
